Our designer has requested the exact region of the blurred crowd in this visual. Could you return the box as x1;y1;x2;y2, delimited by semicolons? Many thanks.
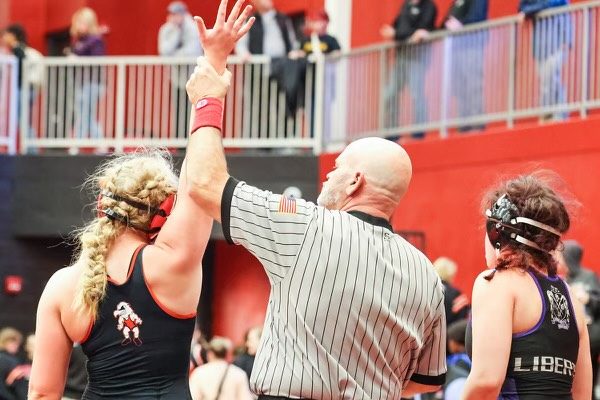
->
0;323;263;400
2;239;598;400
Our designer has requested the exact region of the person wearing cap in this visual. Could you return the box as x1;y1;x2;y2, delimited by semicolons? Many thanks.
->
189;337;253;400
158;1;203;58
299;10;340;57
158;1;203;140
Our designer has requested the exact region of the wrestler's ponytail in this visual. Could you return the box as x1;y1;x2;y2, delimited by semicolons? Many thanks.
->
73;149;178;319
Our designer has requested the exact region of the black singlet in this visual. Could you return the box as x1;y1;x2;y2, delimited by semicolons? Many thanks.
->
466;270;579;400
80;245;196;399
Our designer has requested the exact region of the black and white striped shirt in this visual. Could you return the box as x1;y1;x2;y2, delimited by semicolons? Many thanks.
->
221;178;446;400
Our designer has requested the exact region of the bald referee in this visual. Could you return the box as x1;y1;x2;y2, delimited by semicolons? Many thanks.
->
184;1;446;398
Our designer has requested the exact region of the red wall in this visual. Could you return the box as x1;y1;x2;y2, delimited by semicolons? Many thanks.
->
211;241;271;344
321;119;600;299
5;0;322;55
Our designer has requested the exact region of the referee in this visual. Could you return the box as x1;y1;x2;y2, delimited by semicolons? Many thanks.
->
185;1;446;398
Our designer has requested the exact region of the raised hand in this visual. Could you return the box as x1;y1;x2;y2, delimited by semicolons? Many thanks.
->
194;0;255;74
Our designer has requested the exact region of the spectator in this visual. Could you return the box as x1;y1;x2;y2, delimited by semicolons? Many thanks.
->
300;10;340;56
563;240;600;400
236;0;298;59
381;0;437;140
444;320;471;400
190;324;209;372
442;0;488;132
24;334;34;363
433;257;470;326
519;0;571;122
158;1;203;58
233;327;262;381
236;0;300;138
69;7;106;147
1;24;43;91
159;2;203;140
189;337;253;400
0;327;28;400
1;24;43;153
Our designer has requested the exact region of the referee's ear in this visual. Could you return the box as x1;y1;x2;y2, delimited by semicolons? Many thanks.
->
346;172;364;197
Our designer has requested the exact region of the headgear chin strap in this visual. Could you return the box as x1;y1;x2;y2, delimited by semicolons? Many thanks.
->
485;194;561;253
97;191;176;239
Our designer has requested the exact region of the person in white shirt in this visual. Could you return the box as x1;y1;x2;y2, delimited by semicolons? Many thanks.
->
189;337;253;400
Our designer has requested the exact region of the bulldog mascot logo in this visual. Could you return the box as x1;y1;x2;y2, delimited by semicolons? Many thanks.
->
113;301;143;346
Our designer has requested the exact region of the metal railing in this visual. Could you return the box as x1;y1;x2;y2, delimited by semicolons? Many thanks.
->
0;55;18;155
10;1;600;154
20;55;322;154
325;1;600;147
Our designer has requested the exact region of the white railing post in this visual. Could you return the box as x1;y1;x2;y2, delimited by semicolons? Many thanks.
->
508;22;517;128
440;36;451;138
115;62;126;153
378;48;386;131
312;55;325;155
7;56;18;155
580;6;590;118
19;58;31;155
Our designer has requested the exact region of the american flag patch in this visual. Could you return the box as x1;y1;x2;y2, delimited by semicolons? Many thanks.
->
278;196;297;214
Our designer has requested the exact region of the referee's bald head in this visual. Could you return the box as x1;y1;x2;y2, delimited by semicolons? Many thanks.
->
318;137;412;219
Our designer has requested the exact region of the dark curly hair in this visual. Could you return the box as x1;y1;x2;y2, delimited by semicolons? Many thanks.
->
483;173;571;276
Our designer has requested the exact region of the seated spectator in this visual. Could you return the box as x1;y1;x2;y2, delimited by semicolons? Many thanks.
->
189;337;253;400
433;257;470;326
0;327;28;400
380;0;437;140
233;327;262;381
444;319;471;400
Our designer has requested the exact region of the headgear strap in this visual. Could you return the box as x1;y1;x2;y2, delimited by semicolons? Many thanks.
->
485;194;561;253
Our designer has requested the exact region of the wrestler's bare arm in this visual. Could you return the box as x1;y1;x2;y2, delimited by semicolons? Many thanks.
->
29;270;74;399
185;0;255;222
570;287;593;400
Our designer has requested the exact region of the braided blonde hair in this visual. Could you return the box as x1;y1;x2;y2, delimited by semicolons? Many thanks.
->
73;149;178;319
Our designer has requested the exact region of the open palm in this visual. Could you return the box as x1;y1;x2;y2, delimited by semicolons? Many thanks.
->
194;0;255;73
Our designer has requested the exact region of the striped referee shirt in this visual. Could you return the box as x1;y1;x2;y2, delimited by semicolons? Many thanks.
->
221;178;447;400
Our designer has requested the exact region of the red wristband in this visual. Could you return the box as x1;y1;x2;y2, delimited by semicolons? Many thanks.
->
191;98;224;134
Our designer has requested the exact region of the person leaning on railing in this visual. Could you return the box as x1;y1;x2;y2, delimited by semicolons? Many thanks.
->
441;0;489;133
518;0;572;123
380;0;438;141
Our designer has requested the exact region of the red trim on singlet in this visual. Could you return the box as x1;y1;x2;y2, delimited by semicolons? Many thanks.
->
142;259;197;320
78;318;94;344
106;244;145;286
